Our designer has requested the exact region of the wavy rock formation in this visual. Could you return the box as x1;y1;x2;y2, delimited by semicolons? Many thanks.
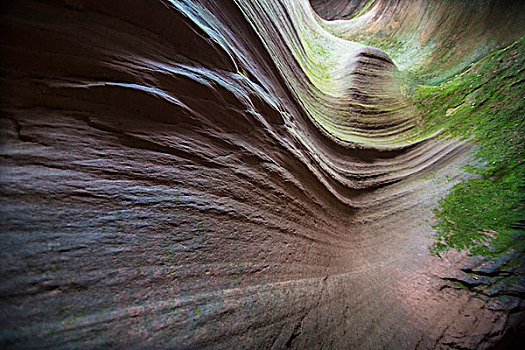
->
314;0;525;84
0;0;523;349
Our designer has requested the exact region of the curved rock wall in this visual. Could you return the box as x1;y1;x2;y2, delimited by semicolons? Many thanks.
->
315;0;525;83
310;0;373;20
0;0;522;349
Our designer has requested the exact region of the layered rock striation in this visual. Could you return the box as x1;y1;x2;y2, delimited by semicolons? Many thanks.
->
0;0;523;349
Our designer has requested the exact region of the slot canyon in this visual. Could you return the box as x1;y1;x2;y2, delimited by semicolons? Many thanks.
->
1;0;524;348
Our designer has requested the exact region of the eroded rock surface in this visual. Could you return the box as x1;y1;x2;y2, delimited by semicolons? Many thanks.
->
0;0;523;349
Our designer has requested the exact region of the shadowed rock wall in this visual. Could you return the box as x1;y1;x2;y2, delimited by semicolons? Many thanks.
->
310;0;371;20
0;0;523;349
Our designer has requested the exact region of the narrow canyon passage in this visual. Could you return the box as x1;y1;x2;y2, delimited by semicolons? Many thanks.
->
1;1;524;349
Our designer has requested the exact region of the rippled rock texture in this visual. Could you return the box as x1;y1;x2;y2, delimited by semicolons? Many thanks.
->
1;0;524;349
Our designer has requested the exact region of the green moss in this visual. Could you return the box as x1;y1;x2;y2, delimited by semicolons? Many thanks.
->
412;36;525;258
193;306;201;316
352;0;375;18
299;24;337;90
